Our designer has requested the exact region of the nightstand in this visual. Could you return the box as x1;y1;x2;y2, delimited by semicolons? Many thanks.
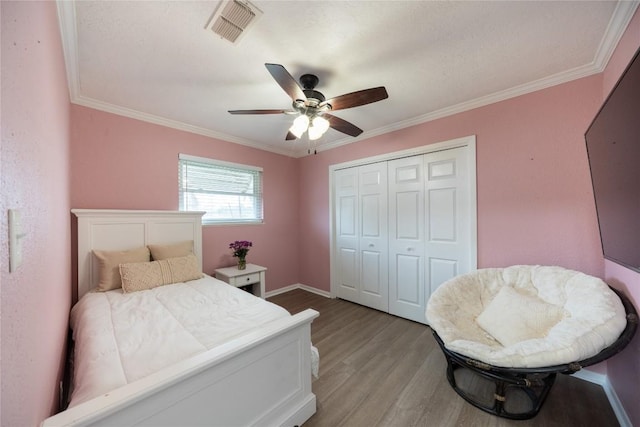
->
214;263;266;299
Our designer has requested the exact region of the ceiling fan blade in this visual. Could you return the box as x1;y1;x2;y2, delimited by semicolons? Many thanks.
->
325;113;363;137
265;63;307;101
285;131;297;141
323;87;388;111
228;109;288;115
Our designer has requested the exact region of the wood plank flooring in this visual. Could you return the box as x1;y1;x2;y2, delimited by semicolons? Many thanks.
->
268;289;619;427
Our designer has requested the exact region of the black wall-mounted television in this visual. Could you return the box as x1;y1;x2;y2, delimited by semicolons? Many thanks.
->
585;46;640;273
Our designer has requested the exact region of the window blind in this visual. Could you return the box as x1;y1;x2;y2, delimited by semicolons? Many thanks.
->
178;154;263;224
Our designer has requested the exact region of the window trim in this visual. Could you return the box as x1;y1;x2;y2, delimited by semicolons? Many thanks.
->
178;154;264;226
179;154;263;173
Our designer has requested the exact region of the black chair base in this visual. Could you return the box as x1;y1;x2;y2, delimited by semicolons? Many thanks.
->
435;332;557;420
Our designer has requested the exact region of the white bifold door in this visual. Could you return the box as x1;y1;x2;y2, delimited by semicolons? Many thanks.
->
388;146;473;322
333;144;475;324
334;162;389;312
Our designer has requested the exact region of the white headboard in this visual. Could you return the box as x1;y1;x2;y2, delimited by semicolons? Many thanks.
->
72;209;205;299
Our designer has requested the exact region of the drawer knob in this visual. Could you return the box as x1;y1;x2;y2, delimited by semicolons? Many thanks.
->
246;277;251;281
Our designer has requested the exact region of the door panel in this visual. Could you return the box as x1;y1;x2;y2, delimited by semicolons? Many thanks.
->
428;188;456;241
339;196;357;237
338;248;358;288
396;192;420;239
388;156;426;323
396;254;421;303
358;162;388;311
425;147;472;297
428;257;458;295
334;168;359;303
362;250;383;294
361;194;382;238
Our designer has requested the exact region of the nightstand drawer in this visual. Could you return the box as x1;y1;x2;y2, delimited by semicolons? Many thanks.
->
232;272;261;286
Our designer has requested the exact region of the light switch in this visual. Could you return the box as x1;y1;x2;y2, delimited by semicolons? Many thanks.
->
8;209;26;272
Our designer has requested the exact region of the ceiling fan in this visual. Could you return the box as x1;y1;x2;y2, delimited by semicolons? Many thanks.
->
229;63;389;141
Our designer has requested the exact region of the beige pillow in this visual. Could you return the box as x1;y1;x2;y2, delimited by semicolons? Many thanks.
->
476;286;565;347
148;240;194;261
119;253;204;293
93;247;151;291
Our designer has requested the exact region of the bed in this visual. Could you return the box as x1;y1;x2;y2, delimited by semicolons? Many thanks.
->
42;209;319;427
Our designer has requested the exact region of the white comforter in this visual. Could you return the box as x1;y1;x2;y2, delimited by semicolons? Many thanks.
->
69;275;290;407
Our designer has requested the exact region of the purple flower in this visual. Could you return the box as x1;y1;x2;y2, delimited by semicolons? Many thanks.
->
229;240;252;258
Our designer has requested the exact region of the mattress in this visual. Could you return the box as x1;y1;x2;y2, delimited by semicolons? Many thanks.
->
69;275;291;407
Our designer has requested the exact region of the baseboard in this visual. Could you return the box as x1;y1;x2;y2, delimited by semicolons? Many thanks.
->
603;376;632;427
571;369;606;385
265;284;333;299
265;284;300;298
572;370;631;427
298;284;333;298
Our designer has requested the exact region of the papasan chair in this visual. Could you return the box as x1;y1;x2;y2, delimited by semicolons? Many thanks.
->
426;265;637;420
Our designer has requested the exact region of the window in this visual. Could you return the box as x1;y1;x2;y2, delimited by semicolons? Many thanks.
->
179;154;263;225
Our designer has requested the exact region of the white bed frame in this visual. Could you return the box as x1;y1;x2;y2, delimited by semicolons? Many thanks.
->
42;209;319;427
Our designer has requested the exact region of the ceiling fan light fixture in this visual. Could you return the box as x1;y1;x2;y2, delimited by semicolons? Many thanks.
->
313;116;330;133
307;127;322;141
308;116;330;140
289;114;309;138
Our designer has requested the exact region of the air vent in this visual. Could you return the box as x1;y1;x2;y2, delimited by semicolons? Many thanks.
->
206;0;263;44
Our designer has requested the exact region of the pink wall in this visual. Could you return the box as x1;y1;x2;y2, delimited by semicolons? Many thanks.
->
599;8;640;427
0;2;72;426
298;74;604;292
70;106;301;292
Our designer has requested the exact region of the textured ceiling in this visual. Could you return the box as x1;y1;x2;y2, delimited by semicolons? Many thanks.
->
57;1;639;157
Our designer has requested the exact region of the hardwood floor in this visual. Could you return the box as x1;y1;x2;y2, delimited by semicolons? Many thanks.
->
268;289;620;427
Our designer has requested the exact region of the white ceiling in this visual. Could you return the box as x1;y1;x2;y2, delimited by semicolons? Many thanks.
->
57;1;639;157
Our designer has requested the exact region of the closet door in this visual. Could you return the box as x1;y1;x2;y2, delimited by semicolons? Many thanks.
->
358;162;389;311
332;139;476;322
424;146;473;296
334;168;360;303
388;155;427;323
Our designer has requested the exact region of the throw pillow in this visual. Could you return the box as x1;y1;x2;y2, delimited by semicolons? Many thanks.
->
476;286;564;347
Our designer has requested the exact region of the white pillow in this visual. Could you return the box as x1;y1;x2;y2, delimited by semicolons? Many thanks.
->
476;286;564;347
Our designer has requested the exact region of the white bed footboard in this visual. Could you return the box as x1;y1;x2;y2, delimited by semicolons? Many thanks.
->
43;309;318;427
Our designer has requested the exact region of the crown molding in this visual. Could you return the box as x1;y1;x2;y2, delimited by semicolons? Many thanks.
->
58;0;639;159
71;95;297;157
592;1;640;73
56;0;79;100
